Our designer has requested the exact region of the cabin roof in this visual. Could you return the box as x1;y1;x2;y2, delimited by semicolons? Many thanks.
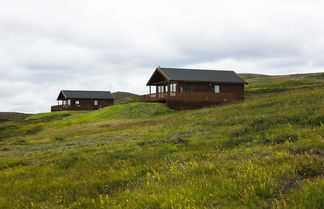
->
57;90;114;100
147;67;247;85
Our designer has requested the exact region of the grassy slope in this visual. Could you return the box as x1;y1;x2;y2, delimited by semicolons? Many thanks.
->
112;91;139;105
0;73;323;209
0;112;32;122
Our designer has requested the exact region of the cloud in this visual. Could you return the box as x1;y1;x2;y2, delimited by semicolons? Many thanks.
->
0;0;323;113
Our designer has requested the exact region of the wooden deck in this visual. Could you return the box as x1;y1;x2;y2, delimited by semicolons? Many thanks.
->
51;105;76;111
139;92;237;103
51;105;100;112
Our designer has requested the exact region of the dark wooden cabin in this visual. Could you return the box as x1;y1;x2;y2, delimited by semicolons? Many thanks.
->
51;90;114;112
140;67;247;109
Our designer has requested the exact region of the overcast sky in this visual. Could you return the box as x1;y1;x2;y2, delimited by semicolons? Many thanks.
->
0;0;323;113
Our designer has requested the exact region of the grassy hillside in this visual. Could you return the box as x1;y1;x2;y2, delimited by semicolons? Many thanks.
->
112;91;139;104
0;112;32;122
240;72;324;97
0;73;323;209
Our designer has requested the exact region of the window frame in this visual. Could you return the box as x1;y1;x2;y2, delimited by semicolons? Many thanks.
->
158;86;164;93
214;85;220;93
170;83;177;92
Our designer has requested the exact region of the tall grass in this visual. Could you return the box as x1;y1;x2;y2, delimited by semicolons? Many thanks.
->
0;76;323;208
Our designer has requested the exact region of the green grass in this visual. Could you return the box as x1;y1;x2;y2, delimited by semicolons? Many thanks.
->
112;91;139;104
241;73;324;97
303;72;324;80
0;112;32;121
26;111;73;121
68;102;174;121
0;74;323;208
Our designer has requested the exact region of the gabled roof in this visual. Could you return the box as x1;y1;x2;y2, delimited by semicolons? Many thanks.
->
57;90;114;100
147;67;247;85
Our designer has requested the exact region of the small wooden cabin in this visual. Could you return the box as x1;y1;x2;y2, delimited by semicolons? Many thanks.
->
51;90;114;112
140;67;247;109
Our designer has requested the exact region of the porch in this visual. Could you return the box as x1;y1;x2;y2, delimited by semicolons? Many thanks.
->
51;105;79;111
51;99;75;111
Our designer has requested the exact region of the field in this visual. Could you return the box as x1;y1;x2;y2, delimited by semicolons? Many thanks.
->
112;92;139;104
0;112;31;122
0;73;323;209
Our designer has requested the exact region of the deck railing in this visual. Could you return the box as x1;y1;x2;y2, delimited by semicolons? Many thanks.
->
51;105;69;111
140;92;237;103
50;104;96;111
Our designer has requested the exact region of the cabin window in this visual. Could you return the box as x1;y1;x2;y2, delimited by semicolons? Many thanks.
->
94;100;98;105
158;86;164;93
75;100;80;105
181;84;191;92
214;85;220;93
170;83;177;92
67;100;71;105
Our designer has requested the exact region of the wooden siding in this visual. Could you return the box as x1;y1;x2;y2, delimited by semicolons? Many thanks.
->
177;82;214;92
221;84;244;100
177;82;244;95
